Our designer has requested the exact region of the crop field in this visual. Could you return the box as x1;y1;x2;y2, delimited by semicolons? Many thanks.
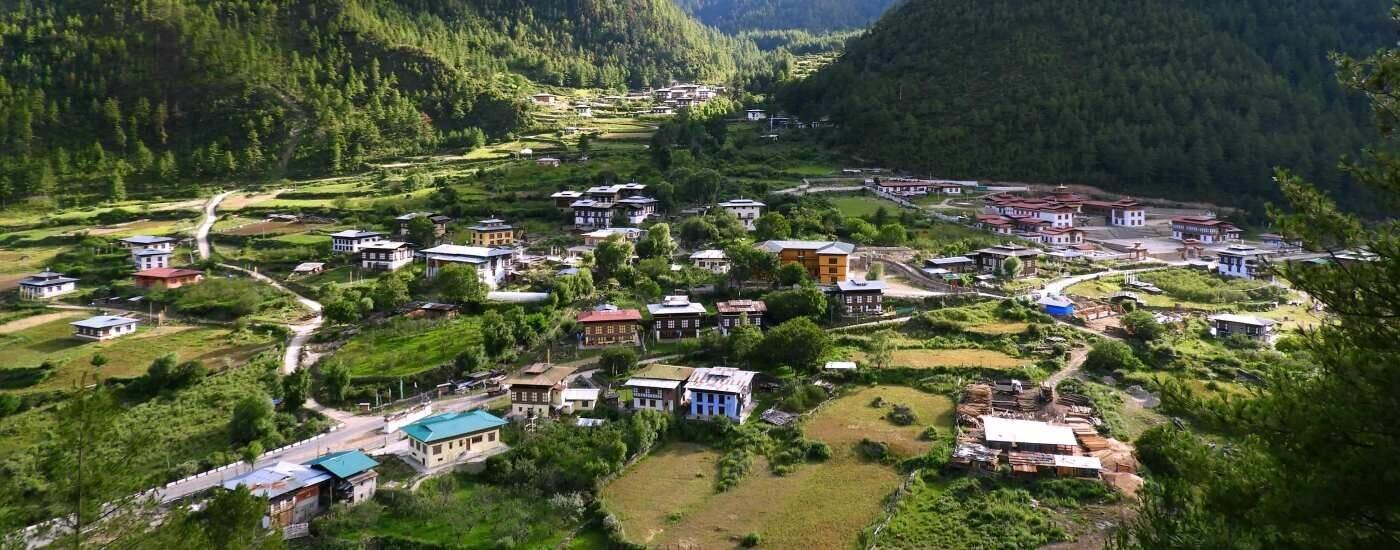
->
830;196;902;218
223;220;319;236
963;322;1031;335
603;386;953;549
0;313;276;391
889;348;1026;369
330;316;484;378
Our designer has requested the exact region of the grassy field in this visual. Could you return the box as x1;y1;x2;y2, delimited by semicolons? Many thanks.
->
852;347;1027;370
964;322;1031;335
829;195;902;218
0;313;276;391
330;316;483;378
603;386;954;549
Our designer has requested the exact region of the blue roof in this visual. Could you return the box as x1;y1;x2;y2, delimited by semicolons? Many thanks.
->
303;450;379;479
401;410;507;443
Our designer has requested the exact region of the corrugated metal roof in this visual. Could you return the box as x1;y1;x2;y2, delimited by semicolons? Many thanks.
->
303;450;379;479
401;410;507;443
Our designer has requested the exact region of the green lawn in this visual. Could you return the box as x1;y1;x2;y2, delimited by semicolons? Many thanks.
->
829;196;903;218
330;316;483;379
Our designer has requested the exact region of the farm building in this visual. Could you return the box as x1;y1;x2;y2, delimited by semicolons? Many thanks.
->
18;270;78;300
71;315;139;341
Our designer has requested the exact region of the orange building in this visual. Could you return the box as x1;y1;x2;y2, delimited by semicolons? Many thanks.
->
468;218;518;247
756;240;854;284
133;268;204;289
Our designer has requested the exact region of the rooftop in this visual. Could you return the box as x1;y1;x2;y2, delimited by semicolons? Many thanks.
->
222;461;330;499
689;249;727;260
583;227;643;239
648;295;708;316
330;229;384;239
1171;216;1239;229
20;271;77;286
756;240;855;255
401;410;508;443
975;244;1043;258
718;198;765;207
716;300;766;314
823;361;857;370
132;247;171;257
836;279;888;292
504;363;576;387
421;244;514;258
578;307;642;323
926;256;974;265
71;315;139;329
359;240;410;251
303;450;379;479
981;416;1078;447
630;363;695;381
562;388;601;401
687;367;757;394
120;235;176;244
292;262;325;272
134;268;204;279
1208;313;1278;327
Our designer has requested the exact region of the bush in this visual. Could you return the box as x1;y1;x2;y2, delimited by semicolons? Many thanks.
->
856;438;892;462
886;404;917;426
919;426;940;441
740;532;762;547
804;441;832;461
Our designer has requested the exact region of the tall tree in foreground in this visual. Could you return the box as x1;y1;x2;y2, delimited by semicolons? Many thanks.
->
1118;13;1400;547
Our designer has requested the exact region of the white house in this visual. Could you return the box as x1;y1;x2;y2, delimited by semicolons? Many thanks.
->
562;388;600;412
359;241;414;271
718;199;765;231
1215;245;1274;280
420;244;515;288
71;315;139;341
132;247;172;270
689;249;729;274
574;104;593;117
330;230;386;253
1170;217;1241;243
119;235;176;251
18;270;78;300
745;109;767;121
1208;313;1278;344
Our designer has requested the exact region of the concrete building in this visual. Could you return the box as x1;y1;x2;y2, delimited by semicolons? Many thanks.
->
687;367;757;422
647;295;708;340
71;315;138;341
717;199;765;231
1208;313;1278;343
420;244;515;288
118;235;176;251
833;279;887;319
133;267;204;289
401;410;507;468
716;299;765;334
467;218;517;247
623;364;694;413
18;270;78;300
131;247;172;270
562;388;600;412
689;249;730;274
330;230;386;253
359;241;413;271
301;450;381;506
1215;245;1274;280
505;363;577;419
1082;199;1146;227
577;306;642;347
757;240;854;284
1171;216;1241;244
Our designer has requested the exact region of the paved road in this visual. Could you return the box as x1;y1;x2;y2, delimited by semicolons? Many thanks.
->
195;191;233;260
1040;264;1177;296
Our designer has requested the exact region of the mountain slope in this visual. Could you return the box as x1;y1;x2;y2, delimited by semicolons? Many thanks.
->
676;0;901;33
780;0;1394;213
0;0;761;206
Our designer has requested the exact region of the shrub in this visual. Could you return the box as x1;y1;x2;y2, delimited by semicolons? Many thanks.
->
919;426;940;441
856;438;892;462
886;404;917;426
804;441;832;461
740;532;762;547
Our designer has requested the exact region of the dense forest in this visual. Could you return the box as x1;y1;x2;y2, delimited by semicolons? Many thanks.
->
676;0;901;33
0;0;769;207
781;0;1395;215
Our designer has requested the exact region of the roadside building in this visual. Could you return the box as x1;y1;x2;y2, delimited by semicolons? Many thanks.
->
504;363;577;419
467;218;517;247
1208;313;1278;343
562;388;600;412
302;450;381;505
131;247;172;270
395;212;452;239
623;364;695;412
420;244;515;288
71;315;139;341
221;461;331;528
715;299;765;334
833;279;887;319
133;267;204;289
924;256;976;273
717;199;765;231
687;367;757;422
1170;216;1241;243
118;235;176;251
1215;244;1274;280
577;306;642;347
973;244;1042;277
18;270;78;300
648;295;708;340
756;240;854;284
401;410;508;468
359;241;413;271
330;229;386;253
689;249;730;274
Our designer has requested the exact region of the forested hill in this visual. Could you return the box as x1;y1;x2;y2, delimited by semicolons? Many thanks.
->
676;0;901;33
780;0;1395;215
0;0;764;207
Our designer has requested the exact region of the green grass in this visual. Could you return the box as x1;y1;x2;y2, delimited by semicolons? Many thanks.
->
830;196;901;219
330;316;483;379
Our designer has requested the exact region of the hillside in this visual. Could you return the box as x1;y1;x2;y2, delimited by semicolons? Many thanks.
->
780;0;1394;214
677;0;901;33
0;0;763;207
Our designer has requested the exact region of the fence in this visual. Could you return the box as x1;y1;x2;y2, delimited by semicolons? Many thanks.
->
158;422;345;501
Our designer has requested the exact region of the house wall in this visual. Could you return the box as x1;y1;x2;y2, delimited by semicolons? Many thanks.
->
470;229;516;247
839;291;884;318
653;314;704;340
630;386;684;411
581;321;640;347
776;249;848;284
690;390;744;420
74;322;137;341
718;313;762;334
408;429;502;467
134;253;171;270
361;249;413;271
20;282;76;300
510;385;559;418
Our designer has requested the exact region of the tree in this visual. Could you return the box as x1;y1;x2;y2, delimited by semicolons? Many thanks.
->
868;262;884;280
481;310;516;357
637;223;677;259
191;485;279;550
373;273;412;311
1121;310;1164;341
726;246;780;290
678;216;719;248
766;284;828;323
599;347;638;378
726;320;763;366
593;234;633;278
107;171;126;202
1001;256;1023;279
755;213;792;240
89;353;109;369
867;330;895;369
323;298;362;325
145;352;177;390
321;362;352;403
877;223;907;246
757;318;829;372
437;264;487;307
776;262;809;286
1084;340;1143;372
281;369;309;413
229;395;275;447
406;215;438;246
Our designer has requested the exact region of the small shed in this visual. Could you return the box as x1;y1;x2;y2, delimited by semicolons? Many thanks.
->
1038;295;1075;317
823;361;857;371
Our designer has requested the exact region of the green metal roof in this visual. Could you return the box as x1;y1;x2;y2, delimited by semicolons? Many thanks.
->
303;450;379;479
401;410;507;443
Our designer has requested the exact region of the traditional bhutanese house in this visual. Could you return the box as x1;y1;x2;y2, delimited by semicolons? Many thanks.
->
330;229;385;253
133;267;204;289
1038;295;1075;317
924;256;976;274
1215;244;1274;280
1208;313;1278;343
291;262;325;276
647;295;708;340
420;244;514;288
1037;227;1084;247
981;416;1079;454
71;315;138;341
359;241;413;271
1170;216;1241;243
689;249;730;274
715;299;765;334
577;306;642;347
467;218;517;247
221;461;332;528
530;93;557;105
973;244;1042;277
975;214;1016;235
717;199;765;231
395;212;452;239
934;182;966;195
583;227;643;246
118;235;176;251
585;182;648;202
401;410;508;468
623;364;695;413
562;388;600;412
302;450;380;505
551;190;583;209
1082;199;1146;227
874;178;932;197
756;240;854;284
833;279;887;319
131;247;172;270
504;363;577;419
18;270;78;300
687;367;757;422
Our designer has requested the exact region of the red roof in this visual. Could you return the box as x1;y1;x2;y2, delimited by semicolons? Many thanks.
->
577;309;642;323
1171;216;1238;229
133;268;204;279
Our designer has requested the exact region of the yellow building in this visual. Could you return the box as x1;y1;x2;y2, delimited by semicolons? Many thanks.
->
468;218;517;247
757;240;854;284
401;410;508;468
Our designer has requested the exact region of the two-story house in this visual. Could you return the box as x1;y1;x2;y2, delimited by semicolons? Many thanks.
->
132;247;172;270
718;199;765;231
833;279;887;319
330;230;386;253
687;367;757;422
1170;216;1241;244
401;410;507;468
577;306;642;347
647;295;708;340
359;241;413;271
420;244;515;288
689;249;730;274
623;364;695;413
395;212;452;239
18;270;78;300
504;363;577;419
973;244;1042;277
715;300;765;334
1215;245;1275;280
1208;313;1278;344
757;240;854;284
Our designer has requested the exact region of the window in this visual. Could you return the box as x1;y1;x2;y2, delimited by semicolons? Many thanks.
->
432;444;441;455
488;432;496;442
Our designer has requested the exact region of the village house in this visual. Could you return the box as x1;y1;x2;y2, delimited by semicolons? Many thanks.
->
359;241;413;271
717;199;765;231
1082;199;1146;227
133;267;204;289
537;157;562;168
1208;313;1278;343
833;279;887;319
687;367;757;422
716;299;765;334
924;256;976;273
1170;216;1241;243
467;218;517;247
1215;244;1275;280
406;302;459;319
583;227;644;246
530;93;557;105
504;363;577;419
689;249;729;274
570;196;657;228
981;416;1079;454
745;109;766;121
648;295;708;340
401;410;507;468
395;212;452;239
563;388;600;412
650;105;675;115
71;315;139;341
1038;295;1075;317
420;244;515;288
223;450;380;530
1037;227;1085;247
623;364;694;413
291;262;325;276
301;450;381;506
128;246;171;271
551;190;583;209
975;214;1016;235
873;178;931;197
577;306;642;347
984;195;1076;228
18;270;78;300
330;229;386;253
118;235;176;252
973;244;1042;277
1258;233;1302;251
757;240;854;284
574;104;593;117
